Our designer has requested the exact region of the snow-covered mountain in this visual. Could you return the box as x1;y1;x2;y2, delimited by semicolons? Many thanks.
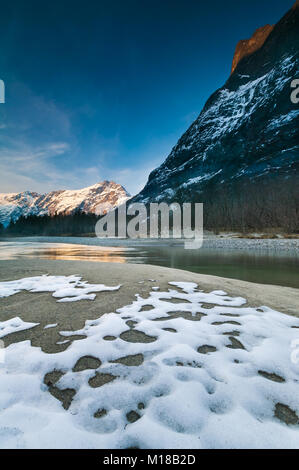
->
133;2;299;208
0;181;130;227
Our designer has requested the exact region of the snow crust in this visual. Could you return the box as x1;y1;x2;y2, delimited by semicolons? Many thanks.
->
44;324;58;330
0;317;39;338
0;275;120;302
0;279;299;448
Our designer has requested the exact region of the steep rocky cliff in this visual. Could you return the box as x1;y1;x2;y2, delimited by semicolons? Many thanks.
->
133;2;299;229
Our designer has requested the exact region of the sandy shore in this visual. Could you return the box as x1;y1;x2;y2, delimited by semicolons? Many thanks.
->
1;258;299;448
1;259;298;354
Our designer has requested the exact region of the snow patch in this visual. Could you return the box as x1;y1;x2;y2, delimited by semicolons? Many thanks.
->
0;317;39;338
0;275;120;302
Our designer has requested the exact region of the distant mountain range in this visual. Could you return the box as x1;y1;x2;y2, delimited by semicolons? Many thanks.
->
0;181;130;227
132;1;299;230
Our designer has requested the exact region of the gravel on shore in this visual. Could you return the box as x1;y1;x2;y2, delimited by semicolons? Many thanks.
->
1;235;299;253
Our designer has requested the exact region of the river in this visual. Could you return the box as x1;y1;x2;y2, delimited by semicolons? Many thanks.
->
0;236;298;288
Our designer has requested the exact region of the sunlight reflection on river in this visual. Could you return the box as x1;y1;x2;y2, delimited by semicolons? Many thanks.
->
0;242;137;263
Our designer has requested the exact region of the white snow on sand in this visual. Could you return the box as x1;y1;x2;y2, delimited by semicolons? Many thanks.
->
0;317;39;338
0;275;120;302
0;281;299;448
44;324;58;330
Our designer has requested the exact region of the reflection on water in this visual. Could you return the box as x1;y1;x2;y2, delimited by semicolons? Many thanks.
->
0;243;130;264
0;240;298;288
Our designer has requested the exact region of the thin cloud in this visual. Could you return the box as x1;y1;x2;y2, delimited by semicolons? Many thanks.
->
0;141;70;193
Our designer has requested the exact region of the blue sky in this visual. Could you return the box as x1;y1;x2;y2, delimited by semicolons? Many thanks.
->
0;0;293;195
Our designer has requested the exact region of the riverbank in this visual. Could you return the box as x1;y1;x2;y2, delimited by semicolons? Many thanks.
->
1;235;299;252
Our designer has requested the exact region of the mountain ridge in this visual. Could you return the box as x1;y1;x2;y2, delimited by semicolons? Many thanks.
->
231;24;274;75
0;181;130;227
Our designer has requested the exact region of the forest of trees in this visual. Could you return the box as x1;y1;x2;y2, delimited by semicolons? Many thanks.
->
0;177;298;237
1;211;100;237
203;177;299;233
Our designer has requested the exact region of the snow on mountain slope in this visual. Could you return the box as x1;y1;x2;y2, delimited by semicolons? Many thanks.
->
0;181;130;227
0;191;47;228
133;2;299;206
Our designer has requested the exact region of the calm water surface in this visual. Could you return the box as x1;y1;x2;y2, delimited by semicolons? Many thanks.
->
0;238;298;289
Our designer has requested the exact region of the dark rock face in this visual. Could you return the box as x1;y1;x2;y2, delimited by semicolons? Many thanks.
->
133;3;299;230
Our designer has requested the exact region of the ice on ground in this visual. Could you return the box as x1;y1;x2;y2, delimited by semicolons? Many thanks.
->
0;317;39;338
0;275;121;302
44;324;58;330
0;280;299;448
